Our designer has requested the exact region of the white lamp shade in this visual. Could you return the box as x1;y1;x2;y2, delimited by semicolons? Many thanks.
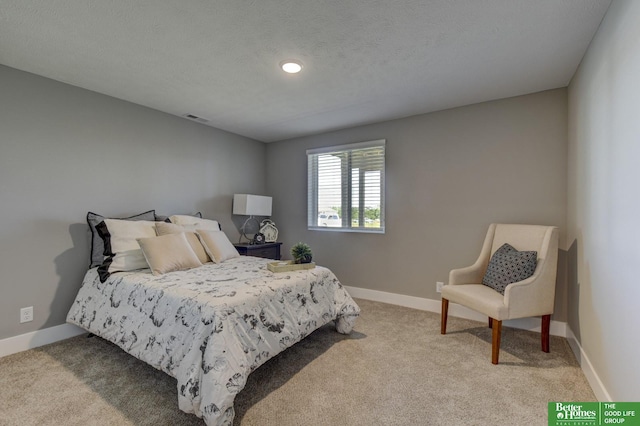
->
233;194;272;216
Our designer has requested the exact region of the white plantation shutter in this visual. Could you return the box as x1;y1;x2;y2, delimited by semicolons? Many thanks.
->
307;139;385;233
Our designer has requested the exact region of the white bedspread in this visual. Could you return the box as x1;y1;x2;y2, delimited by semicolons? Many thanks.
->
66;256;359;425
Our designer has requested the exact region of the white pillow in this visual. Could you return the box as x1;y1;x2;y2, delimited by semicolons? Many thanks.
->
169;215;219;231
196;230;240;263
137;233;202;275
155;222;211;264
96;219;157;282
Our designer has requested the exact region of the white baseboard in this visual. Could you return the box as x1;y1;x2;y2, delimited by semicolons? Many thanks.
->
565;327;611;402
0;323;86;358
344;286;568;337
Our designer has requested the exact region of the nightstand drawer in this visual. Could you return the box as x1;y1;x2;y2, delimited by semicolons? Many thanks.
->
251;247;278;259
234;242;282;260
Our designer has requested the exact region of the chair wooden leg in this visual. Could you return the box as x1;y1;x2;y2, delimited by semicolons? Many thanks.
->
491;319;502;364
488;317;493;328
441;298;449;334
541;314;551;353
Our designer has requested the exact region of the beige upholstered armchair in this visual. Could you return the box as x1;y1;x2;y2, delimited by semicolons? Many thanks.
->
440;223;559;364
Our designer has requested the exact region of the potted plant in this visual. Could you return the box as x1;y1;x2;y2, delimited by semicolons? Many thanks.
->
290;242;313;264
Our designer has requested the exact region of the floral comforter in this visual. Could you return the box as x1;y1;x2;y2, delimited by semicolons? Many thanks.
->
66;256;360;425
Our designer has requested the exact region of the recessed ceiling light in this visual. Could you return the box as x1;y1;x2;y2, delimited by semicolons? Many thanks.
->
280;60;303;74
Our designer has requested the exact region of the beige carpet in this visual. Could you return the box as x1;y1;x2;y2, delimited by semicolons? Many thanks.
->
0;299;595;425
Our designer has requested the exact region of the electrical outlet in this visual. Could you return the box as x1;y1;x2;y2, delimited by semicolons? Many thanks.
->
436;282;444;293
20;306;33;323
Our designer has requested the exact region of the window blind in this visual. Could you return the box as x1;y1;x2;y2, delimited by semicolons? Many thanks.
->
307;139;385;233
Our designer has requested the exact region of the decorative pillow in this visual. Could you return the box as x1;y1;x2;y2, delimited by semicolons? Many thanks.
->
196;230;240;263
169;215;220;231
155;211;202;222
137;233;202;275
87;210;155;268
482;243;538;295
96;219;158;282
155;222;210;264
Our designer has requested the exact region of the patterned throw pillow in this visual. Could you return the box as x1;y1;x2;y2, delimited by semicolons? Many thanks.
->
482;243;537;295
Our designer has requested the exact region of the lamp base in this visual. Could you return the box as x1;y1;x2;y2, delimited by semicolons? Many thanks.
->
239;216;260;244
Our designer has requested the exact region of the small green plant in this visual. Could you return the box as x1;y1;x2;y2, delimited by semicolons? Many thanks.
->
290;242;313;264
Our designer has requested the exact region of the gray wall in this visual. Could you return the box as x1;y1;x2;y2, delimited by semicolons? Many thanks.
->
0;65;266;340
266;89;568;319
567;0;640;400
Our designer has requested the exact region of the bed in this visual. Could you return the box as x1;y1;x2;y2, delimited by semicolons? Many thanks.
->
67;255;359;425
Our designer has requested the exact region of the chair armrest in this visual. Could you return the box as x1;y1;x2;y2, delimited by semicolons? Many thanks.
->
503;227;559;318
448;224;496;286
504;257;557;318
449;263;485;285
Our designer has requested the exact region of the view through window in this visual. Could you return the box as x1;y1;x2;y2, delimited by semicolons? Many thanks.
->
307;140;385;233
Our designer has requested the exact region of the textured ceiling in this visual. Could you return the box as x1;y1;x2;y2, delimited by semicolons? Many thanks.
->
0;0;611;142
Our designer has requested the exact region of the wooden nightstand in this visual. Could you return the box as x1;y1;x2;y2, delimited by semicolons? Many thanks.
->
234;242;282;260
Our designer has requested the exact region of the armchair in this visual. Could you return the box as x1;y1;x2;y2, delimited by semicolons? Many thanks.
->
440;223;559;364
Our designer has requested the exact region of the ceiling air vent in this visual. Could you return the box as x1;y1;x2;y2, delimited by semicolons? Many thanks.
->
182;113;209;124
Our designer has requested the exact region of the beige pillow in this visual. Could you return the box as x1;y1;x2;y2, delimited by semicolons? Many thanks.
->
99;219;158;274
197;230;240;263
137;233;202;276
169;215;220;231
155;221;210;264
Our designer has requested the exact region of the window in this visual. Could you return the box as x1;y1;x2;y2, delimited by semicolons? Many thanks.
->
307;139;385;233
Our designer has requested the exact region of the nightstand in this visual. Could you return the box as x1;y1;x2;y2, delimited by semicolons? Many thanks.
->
234;242;282;260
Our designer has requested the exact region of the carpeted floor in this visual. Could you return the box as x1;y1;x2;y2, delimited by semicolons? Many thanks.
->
0;299;595;425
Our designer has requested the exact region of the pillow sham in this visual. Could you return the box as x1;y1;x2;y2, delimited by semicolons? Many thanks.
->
155;211;202;223
137;232;202;275
196;230;240;264
482;243;538;295
87;210;155;268
96;219;158;282
170;215;220;231
155;221;210;264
